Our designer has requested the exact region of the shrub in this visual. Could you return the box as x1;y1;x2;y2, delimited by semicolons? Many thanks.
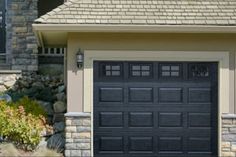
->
0;100;46;150
8;96;47;117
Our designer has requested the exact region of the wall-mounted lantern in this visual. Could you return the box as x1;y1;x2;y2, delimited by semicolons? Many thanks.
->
76;49;84;69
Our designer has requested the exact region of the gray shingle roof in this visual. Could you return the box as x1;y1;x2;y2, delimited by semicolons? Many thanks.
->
35;0;236;26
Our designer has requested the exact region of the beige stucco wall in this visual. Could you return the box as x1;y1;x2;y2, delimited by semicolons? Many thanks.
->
66;33;236;113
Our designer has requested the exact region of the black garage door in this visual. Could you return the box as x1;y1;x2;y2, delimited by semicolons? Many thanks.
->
94;61;218;157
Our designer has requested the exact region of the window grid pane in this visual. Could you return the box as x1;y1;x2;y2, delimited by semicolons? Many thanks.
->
160;64;180;77
104;64;121;77
131;64;152;77
189;64;210;78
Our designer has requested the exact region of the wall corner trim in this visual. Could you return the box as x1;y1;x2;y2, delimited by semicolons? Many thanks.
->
222;113;236;119
64;112;91;117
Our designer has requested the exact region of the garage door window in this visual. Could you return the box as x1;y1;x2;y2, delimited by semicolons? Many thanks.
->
130;63;152;77
160;63;181;77
101;63;122;77
189;63;210;78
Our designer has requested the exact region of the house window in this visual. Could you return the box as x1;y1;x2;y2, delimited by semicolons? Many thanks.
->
0;0;6;64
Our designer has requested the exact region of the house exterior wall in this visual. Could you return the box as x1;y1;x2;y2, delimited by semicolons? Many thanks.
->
6;0;38;71
65;32;236;157
67;33;236;113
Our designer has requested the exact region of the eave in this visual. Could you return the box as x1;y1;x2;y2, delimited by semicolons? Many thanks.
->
32;24;236;47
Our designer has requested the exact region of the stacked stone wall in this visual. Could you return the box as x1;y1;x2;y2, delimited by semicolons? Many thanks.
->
222;114;236;157
65;113;91;157
6;0;38;71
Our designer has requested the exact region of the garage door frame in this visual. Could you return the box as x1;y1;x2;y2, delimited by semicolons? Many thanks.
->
83;50;229;157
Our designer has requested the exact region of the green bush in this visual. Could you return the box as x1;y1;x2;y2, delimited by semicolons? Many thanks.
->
0;99;47;150
8;97;46;117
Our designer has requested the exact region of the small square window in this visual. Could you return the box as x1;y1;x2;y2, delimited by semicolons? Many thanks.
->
130;64;152;77
160;64;181;77
102;63;122;77
189;64;210;78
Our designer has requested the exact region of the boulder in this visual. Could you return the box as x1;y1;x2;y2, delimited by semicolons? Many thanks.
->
32;82;44;89
53;101;66;113
53;113;65;123
35;88;54;102
0;94;12;102
37;138;47;149
58;85;65;93
0;85;7;92
47;133;65;152
37;101;54;116
18;80;30;88
55;92;65;101
4;80;16;88
53;122;65;133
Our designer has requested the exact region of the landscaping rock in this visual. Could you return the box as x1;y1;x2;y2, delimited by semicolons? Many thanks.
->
37;101;54;116
0;94;12;102
53;122;65;133
58;85;65;93
56;92;65;101
32;82;44;89
37;138;47;149
47;133;65;151
53;113;65;123
35;88;54;102
4;80;16;88
0;85;7;92
53;101;66;113
18;80;30;88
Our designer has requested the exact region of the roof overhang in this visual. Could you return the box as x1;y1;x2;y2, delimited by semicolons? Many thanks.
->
33;24;236;47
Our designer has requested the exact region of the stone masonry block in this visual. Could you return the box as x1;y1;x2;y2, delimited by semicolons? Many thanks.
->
71;150;81;157
66;126;77;133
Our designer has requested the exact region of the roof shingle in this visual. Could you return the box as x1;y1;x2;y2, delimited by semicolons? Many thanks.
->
35;0;236;26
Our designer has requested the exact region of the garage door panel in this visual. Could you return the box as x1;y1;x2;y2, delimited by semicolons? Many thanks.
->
97;136;124;153
188;113;211;127
188;88;212;103
187;137;211;152
158;88;183;103
158;112;183;127
129;137;154;153
128;87;153;102
129;112;153;127
94;61;218;157
99;112;124;127
99;87;124;102
158;137;183;153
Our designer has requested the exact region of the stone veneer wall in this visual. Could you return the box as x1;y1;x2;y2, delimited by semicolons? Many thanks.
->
222;114;236;157
65;113;91;157
6;0;38;71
